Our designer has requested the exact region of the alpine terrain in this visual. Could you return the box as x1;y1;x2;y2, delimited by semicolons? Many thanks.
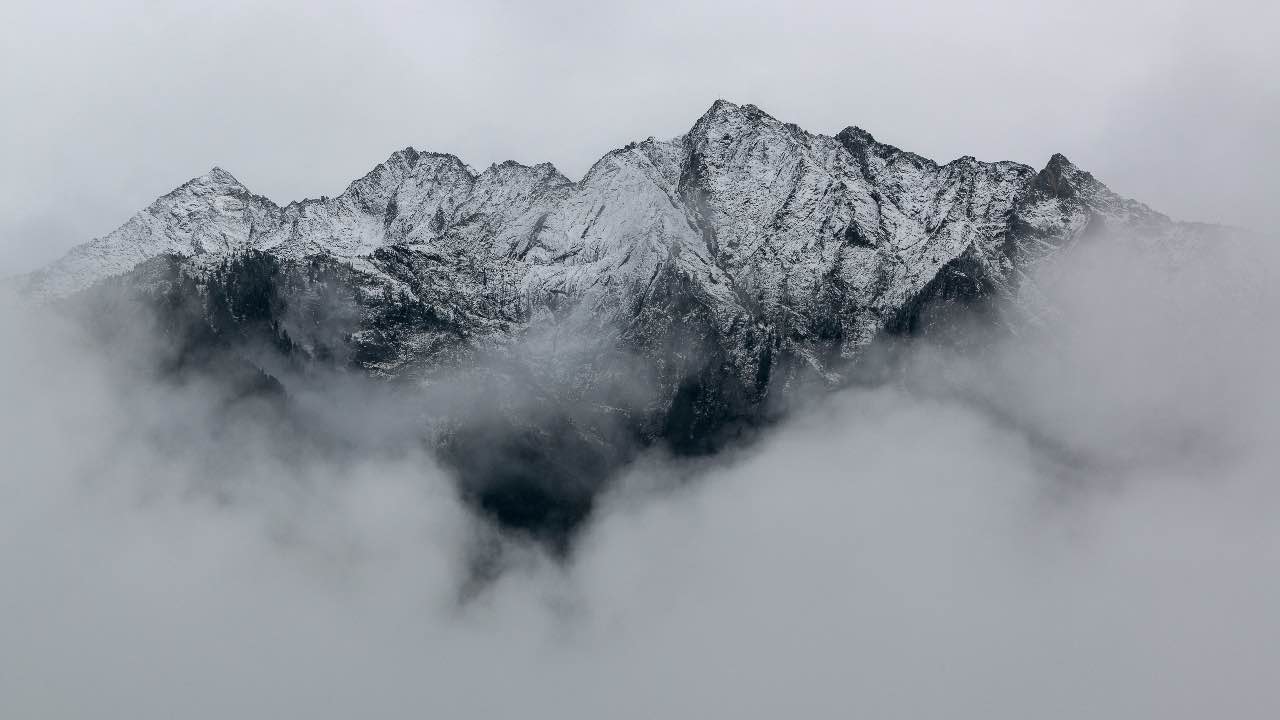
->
21;100;1224;547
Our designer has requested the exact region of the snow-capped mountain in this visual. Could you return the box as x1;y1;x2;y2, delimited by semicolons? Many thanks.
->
29;100;1200;337
24;100;1223;542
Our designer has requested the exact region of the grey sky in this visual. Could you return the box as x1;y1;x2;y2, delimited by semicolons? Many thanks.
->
2;0;1276;274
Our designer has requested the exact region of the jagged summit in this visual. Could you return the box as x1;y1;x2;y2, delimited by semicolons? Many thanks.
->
1047;151;1074;167
27;99;1227;542
836;125;878;145
696;98;772;122
1031;151;1102;199
688;99;798;147
29;98;1205;310
165;165;250;197
699;98;758;119
202;166;241;184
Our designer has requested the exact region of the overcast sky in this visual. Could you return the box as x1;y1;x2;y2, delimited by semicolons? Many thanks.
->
2;0;1276;273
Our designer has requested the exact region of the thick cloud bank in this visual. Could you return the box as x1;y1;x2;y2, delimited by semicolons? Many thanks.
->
2;231;1278;718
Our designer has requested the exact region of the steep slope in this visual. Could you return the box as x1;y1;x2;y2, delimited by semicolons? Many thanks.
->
25;100;1225;544
30;101;1204;358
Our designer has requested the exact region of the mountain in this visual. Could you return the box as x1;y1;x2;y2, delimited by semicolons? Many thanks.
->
22;100;1222;546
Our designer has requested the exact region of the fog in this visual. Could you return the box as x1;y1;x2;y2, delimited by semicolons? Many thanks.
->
1;219;1277;718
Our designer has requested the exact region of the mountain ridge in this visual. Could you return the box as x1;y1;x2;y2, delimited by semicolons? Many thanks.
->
20;99;1227;544
29;99;1174;300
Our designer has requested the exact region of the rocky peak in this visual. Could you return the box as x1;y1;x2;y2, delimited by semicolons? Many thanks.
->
28;99;1210;313
24;100;1231;545
202;166;242;185
1031;152;1091;199
479;159;571;188
835;125;878;150
688;99;789;147
161;166;252;204
388;146;421;164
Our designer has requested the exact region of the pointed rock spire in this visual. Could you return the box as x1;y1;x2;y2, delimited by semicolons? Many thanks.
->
198;166;246;187
1032;153;1094;199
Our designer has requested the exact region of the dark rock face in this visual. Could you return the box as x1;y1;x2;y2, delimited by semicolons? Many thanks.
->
886;248;1000;341
28;100;1225;547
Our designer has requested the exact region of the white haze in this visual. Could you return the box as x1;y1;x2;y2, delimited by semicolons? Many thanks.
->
4;1;1277;713
1;225;1278;718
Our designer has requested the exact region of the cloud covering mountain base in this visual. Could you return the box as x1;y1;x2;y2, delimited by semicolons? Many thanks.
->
1;232;1278;718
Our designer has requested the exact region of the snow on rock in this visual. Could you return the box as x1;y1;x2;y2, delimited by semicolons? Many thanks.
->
26;99;1222;372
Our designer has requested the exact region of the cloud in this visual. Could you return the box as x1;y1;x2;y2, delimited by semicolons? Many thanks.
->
0;221;1277;718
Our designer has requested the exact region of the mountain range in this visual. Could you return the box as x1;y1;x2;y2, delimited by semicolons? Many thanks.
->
21;100;1223;546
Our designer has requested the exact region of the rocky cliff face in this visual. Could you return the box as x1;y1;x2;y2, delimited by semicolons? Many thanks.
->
24;100;1221;546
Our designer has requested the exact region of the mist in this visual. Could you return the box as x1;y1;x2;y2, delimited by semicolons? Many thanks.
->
1;210;1277;719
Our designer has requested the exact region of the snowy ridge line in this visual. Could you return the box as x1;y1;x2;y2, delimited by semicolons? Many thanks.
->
24;99;1213;363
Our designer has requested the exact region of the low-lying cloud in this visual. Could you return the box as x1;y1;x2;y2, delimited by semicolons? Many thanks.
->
1;228;1278;718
